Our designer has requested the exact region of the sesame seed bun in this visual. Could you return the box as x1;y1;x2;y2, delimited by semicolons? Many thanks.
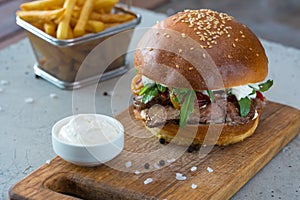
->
133;9;268;146
134;9;268;90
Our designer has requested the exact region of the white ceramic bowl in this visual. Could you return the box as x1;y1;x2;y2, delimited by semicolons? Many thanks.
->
52;114;124;167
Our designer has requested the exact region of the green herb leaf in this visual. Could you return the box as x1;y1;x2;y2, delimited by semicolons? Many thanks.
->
179;90;196;127
258;79;273;92
157;84;166;93
238;97;251;117
172;88;188;102
139;83;155;96
206;90;215;102
141;87;158;104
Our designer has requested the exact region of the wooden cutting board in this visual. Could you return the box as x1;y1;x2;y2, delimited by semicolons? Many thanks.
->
9;101;300;200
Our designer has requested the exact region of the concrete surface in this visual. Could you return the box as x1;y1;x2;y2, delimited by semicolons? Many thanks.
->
0;7;299;200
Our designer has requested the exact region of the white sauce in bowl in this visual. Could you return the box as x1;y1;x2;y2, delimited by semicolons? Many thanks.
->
57;114;121;146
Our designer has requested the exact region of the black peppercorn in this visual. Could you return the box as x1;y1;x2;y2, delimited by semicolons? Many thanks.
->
144;163;150;169
159;160;165;166
193;144;200;151
187;146;194;153
159;138;166;144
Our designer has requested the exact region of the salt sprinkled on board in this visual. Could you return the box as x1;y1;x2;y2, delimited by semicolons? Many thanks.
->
25;97;34;104
176;173;187;181
134;170;140;175
0;80;9;85
191;166;197;172
49;93;58;99
207;167;214;173
144;178;153;185
167;158;176;163
191;184;197;189
125;161;132;168
154;163;160;169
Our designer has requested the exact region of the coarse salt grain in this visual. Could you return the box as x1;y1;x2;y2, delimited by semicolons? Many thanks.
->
191;166;197;172
144;178;153;185
25;97;34;104
0;80;9;85
49;93;58;99
125;161;132;168
167;158;176;163
154;163;160;169
176;173;187;181
134;170;140;175
207;167;213;173
191;183;197;189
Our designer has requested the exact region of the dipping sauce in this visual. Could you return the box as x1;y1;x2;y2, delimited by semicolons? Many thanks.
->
57;114;121;146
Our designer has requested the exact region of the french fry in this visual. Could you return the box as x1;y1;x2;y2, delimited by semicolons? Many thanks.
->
16;8;65;24
76;0;86;7
44;23;57;37
104;22;121;29
86;20;105;33
74;0;94;37
94;0;118;11
57;0;77;39
68;25;74;38
90;12;135;23
31;22;44;30
20;0;64;11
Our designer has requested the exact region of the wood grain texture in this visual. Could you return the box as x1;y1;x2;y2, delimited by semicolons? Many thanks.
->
9;101;300;200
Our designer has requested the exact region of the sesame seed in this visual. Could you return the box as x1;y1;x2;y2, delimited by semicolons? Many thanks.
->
227;34;230;37
188;67;193;70
177;9;235;48
235;38;239;42
190;47;194;50
232;43;236;47
178;49;183;53
181;33;187;38
228;55;232;58
240;31;243;34
241;35;246;38
249;47;253;51
166;34;170;38
256;53;259;57
202;53;206;58
149;48;153;51
163;33;167;36
175;64;180;68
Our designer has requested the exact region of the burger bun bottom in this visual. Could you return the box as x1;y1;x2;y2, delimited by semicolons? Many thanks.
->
141;110;261;146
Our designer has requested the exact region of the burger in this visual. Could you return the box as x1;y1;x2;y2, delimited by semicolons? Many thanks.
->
131;9;273;148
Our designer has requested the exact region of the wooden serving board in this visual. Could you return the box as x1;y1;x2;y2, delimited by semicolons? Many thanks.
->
9;102;300;200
